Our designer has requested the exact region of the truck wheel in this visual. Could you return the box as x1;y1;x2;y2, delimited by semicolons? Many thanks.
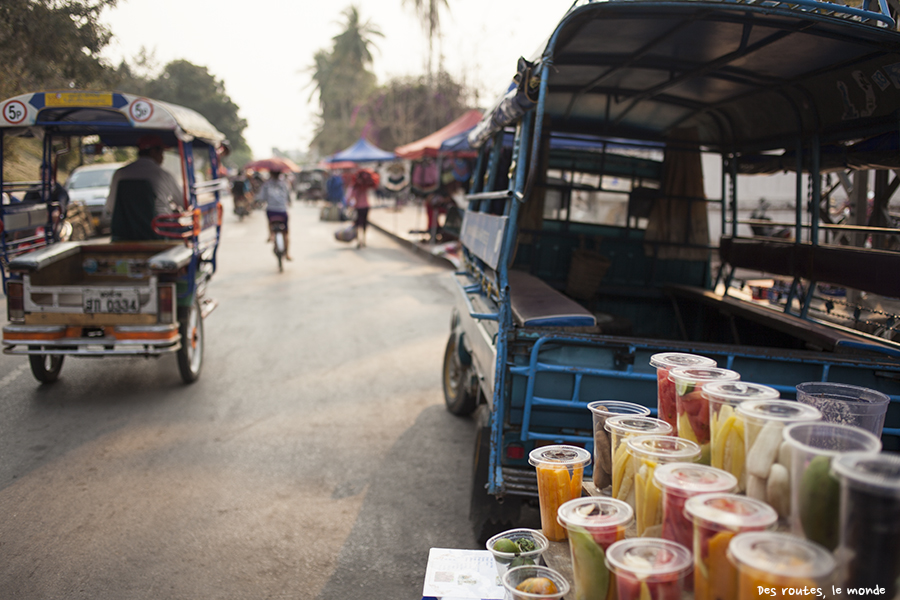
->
177;299;203;384
29;352;64;384
443;333;477;416
470;409;522;544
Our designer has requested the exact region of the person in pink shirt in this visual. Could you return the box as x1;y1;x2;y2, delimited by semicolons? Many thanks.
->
348;169;377;248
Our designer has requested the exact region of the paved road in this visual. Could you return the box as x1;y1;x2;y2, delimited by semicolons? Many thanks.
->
0;203;478;599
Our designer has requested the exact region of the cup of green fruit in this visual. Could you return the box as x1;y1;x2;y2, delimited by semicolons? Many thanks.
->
487;528;550;577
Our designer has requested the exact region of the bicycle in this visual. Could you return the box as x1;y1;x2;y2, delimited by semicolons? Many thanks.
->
272;220;287;272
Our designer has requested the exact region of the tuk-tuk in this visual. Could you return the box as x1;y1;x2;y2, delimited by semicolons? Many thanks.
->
1;91;226;384
445;0;900;540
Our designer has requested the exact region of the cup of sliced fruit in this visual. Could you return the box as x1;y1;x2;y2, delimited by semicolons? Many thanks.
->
668;366;740;465
702;381;779;492
650;352;716;431
605;415;673;509
605;538;693;600
529;445;592;541
557;497;633;600
486;528;550;578
684;493;777;600
501;565;570;600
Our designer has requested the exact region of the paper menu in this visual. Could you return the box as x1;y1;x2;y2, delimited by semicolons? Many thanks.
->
421;548;505;600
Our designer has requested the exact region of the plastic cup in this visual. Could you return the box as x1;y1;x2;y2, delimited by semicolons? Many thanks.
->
832;452;900;598
684;493;778;600
501;564;570;600
669;367;740;465
605;538;693;600
727;531;835;600
653;463;737;561
795;381;890;437
558;497;633;600
605;415;673;508
485;528;550;578
650;352;717;431
735;399;822;523
782;422;881;551
529;445;592;542
625;435;701;537
588;401;651;491
703;381;780;492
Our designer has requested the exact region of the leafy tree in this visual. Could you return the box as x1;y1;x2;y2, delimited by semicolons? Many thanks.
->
0;0;118;100
134;60;251;168
308;5;381;155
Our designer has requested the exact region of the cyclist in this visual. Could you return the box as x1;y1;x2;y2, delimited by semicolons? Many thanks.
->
257;169;292;260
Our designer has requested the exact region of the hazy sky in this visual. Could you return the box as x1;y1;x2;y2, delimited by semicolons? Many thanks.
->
99;0;574;158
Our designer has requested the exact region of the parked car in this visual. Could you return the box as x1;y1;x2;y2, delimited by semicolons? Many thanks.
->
63;162;125;234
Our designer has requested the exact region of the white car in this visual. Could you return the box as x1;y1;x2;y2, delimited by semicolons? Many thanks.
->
63;162;125;233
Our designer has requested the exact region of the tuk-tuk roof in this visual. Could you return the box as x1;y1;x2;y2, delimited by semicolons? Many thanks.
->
0;91;226;146
472;0;900;154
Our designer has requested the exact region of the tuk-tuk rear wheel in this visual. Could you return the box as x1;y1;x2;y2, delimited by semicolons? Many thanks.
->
442;333;476;416
28;351;64;384
177;299;203;384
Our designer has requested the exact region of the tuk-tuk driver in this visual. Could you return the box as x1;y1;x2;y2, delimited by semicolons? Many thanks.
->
105;134;182;240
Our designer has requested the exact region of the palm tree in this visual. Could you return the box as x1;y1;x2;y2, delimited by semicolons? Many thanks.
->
332;6;383;71
403;0;449;77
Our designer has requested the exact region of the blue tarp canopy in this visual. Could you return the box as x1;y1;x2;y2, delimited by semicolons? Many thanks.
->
327;138;396;163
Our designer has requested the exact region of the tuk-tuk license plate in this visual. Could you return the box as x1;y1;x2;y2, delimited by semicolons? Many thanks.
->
83;289;140;314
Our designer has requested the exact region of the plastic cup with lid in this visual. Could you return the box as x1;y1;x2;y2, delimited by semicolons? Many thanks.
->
605;415;672;508
558;497;633;600
795;381;890;437
528;445;592;542
668;367;740;465
650;352;717;431
485;528;550;578
684;493;778;600
703;381;779;492
501;564;570;600
782;421;881;551
625;434;701;537
605;537;693;600
831;452;900;597
653;463;737;558
726;531;835;600
735;399;822;522
588;401;651;491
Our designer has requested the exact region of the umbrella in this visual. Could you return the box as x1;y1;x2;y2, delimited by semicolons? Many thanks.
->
244;157;300;173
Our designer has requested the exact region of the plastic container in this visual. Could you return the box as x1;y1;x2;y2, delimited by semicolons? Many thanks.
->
558;497;633;600
588;401;651;491
735;399;822;522
795;381;890;437
782;422;881;551
486;528;550;578
605;538;693;600
727;531;835;600
669;367;740;464
529;445;592;541
605;415;673;508
703;381;779;492
832;452;900;598
684;493;778;600
625;435;701;537
501;564;570;600
650;352;717;430
654;463;737;558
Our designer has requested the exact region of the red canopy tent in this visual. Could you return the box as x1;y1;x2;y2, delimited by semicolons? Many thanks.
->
394;110;483;160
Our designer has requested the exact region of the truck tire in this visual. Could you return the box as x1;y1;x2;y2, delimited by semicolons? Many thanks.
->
442;333;477;416
177;299;203;384
28;351;64;384
470;409;522;544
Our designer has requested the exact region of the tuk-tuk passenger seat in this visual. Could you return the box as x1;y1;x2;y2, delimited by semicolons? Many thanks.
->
509;269;596;328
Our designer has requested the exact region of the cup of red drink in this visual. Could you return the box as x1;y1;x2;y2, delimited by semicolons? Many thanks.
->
650;353;716;431
668;367;740;465
558;497;633;600
653;463;737;567
683;493;777;600
605;538;693;600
